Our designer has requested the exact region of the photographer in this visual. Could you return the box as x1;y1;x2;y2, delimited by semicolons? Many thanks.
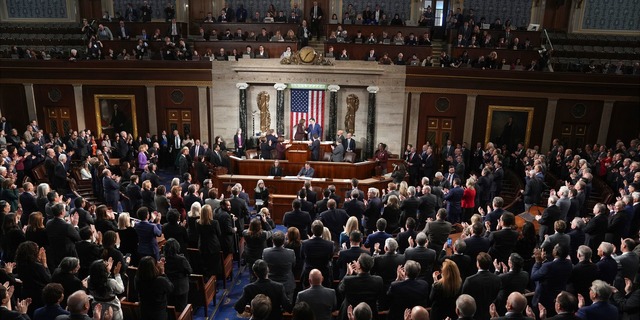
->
391;162;407;184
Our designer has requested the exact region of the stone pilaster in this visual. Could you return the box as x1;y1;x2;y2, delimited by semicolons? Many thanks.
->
327;85;341;142
274;83;287;135
236;82;249;146
365;86;379;160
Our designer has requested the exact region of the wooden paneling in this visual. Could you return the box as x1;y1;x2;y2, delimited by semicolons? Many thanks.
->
543;0;572;32
33;85;76;134
325;43;433;61
78;0;102;20
193;41;297;59
0;84;28;132
417;93;467;147
449;30;542;47
552;99;603;149
231;157;377;179
325;25;431;39
472;96;548;149
188;0;215;30
155;86;201;140
608;102;640;147
82;86;149;137
190;22;301;36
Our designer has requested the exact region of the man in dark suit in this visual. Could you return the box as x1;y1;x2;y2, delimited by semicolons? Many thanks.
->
0;285;31;319
596;242;618;285
183;184;203;213
343;190;365;223
522;169;543;213
583;203;608;255
493;254;530;316
396;217;418;254
417;185;437;230
363;188;383;235
315;189;331;215
423;209;452;255
144;163;161;188
345;179;365;202
614;238;639;289
481;197;507;232
337;230;369;278
269;160;283;176
576;280;619;320
421;146;435;180
308;1;324;40
318;199;349;245
297;162;315;178
300;221;334;288
53;154;69;195
531;244;573;317
263;232;297;302
491;291;533;320
541;220;571;261
310;134;321;161
568;245;599;306
399;186;420;228
386;260;430;320
404;233;436;283
444;178;464;223
19;182;38;226
338;253;384;319
343;132;356;153
102;169;121;212
605;200;630;251
166;18;182;43
465;222;491;263
177;147;189;177
234;260;292;320
487;212;521;263
406;146;422;186
46;203;81;271
116;20;132;39
283;199;312;239
462;252;502;320
229;187;249;231
303;181;317;204
536;196;561;244
372;238;406;299
296;269;337;320
214;200;236;255
493;161;504;197
364;219;391;255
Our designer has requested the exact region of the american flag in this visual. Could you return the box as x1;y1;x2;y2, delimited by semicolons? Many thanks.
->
290;89;325;139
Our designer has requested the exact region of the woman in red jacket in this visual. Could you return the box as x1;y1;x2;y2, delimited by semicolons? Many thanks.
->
461;177;476;223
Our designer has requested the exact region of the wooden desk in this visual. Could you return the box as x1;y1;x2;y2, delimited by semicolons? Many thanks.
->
193;41;297;59
451;47;541;65
325;42;433;61
268;194;297;224
229;157;378;179
326;25;431;40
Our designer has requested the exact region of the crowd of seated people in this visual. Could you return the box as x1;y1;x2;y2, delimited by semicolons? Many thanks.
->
327;25;431;47
0;109;639;320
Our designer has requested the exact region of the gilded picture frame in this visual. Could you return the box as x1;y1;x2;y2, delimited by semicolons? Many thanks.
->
94;94;138;138
485;106;534;149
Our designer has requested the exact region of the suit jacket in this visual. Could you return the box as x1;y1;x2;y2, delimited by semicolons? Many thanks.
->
417;193;437;221
464;235;491;261
584;213;608;252
296;285;337;320
283;209;312;239
462;270;502;320
301;237;334;276
576;301;619;320
343;138;356;152
495;270;530;314
337;246;370;279
134;220;162;259
386;279;430;320
46;217;81;269
53;162;68;191
568;261;599;306
319;208;350;242
493;315;534;320
19;191;38;225
364;197;383;232
484;208;506;232
557;197;571;221
523;177;543;205
338;273;384;320
444;186;464;215
597;256;618;284
178;154;189;176
488;228;524;263
343;198;365;221
541;232;571;261
404;246;437;281
606;210;630;248
233;278;292;320
424;220;452;248
400;196;420;223
538;205;561;239
269;165;283;176
364;231;391;254
298;166;315;177
263;246;296;294
531;258;573;312
614;251;639;282
373;253;406;290
310;138;321;160
331;143;344;162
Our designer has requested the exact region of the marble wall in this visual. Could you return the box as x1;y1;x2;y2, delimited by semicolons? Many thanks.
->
210;60;406;154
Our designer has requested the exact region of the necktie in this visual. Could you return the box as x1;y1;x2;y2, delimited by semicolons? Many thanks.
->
195;146;199;157
314;7;317;18
449;174;453;185
172;25;177;35
175;137;179;149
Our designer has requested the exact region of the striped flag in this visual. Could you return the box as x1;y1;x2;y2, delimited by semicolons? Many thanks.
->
290;89;325;139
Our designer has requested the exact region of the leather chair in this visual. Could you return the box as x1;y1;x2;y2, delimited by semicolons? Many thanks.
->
245;149;258;159
322;151;332;161
343;151;356;163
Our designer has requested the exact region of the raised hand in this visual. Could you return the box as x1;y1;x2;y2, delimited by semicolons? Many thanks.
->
538;303;547;319
113;261;123;275
15;297;32;314
577;294;585;308
94;303;103;320
105;257;114;272
489;303;498;318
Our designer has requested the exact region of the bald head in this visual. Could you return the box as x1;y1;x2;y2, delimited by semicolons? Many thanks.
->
506;292;527;314
456;294;476;318
67;290;90;313
410;306;430;320
309;269;323;286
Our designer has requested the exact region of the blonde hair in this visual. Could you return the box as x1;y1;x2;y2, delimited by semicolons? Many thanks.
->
439;260;462;296
399;181;409;198
344;216;359;234
142;180;151;190
189;202;202;218
198;204;213;225
118;212;131;229
466;177;476;188
259;207;270;216
322;227;332;241
171;178;180;188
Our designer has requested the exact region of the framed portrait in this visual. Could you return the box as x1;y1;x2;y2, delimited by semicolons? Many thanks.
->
485;106;534;149
94;94;137;138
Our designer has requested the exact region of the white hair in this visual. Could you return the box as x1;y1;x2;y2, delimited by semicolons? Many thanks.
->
58;154;67;162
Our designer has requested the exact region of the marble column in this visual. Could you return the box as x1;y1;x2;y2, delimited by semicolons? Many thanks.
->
236;82;249;145
197;86;209;141
365;86;379;160
597;100;614;145
23;84;37;122
463;94;477;145
541;98;558;153
72;84;86;130
274;83;287;135
145;85;157;135
327;85;340;141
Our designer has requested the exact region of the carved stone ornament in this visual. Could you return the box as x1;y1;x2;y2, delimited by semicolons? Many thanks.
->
280;46;334;66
